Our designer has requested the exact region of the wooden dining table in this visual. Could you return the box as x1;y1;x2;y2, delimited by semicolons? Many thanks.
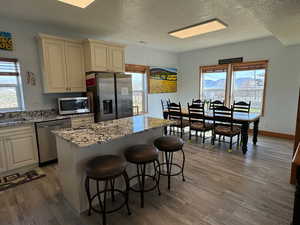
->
164;109;261;154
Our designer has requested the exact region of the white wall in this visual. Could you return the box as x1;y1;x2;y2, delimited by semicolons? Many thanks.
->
125;45;179;117
178;37;300;135
0;17;179;118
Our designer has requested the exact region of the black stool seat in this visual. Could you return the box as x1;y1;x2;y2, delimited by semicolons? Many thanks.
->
154;136;184;152
125;144;158;163
85;155;131;225
124;144;161;208
86;155;127;179
154;136;185;190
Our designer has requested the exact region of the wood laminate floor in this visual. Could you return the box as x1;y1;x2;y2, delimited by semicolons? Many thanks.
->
0;135;295;225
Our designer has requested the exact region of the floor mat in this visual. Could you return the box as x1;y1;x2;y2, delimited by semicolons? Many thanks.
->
0;168;46;192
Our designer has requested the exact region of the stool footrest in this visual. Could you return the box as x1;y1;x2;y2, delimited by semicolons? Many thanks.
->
129;174;160;193
156;162;183;177
90;189;128;214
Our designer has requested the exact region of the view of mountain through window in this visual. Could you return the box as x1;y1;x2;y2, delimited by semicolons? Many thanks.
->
200;60;267;114
232;69;265;113
201;71;227;101
0;59;23;111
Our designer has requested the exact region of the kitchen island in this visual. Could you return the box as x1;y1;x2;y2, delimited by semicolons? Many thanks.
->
53;115;173;214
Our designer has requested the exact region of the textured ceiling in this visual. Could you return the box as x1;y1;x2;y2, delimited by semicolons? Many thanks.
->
0;0;298;52
231;0;300;46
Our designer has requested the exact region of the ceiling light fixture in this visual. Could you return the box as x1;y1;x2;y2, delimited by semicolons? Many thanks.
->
169;19;227;39
58;0;95;8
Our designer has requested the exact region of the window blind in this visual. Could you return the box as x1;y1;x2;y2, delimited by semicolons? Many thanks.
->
125;64;149;73
200;64;228;73
232;60;268;71
0;57;19;76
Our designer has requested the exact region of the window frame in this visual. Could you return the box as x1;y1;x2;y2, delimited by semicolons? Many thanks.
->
199;64;229;104
199;60;268;115
125;64;149;114
0;57;24;112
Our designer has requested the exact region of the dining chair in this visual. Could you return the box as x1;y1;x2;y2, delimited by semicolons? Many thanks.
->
168;102;189;138
212;106;241;151
188;103;213;143
161;99;169;119
192;99;202;105
233;101;251;113
209;100;225;110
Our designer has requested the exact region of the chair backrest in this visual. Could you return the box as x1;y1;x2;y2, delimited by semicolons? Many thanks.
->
209;100;225;110
213;105;234;129
188;103;205;124
192;99;202;105
233;101;251;113
168;102;183;121
161;99;169;111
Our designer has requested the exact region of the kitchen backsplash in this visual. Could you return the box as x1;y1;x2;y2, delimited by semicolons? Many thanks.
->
0;109;57;120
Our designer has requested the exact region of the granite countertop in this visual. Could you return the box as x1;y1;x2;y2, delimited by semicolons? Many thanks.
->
0;111;94;128
53;115;174;147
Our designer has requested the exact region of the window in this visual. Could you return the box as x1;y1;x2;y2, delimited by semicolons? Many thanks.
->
200;65;228;101
125;64;148;115
0;58;24;111
200;60;268;114
131;72;147;114
231;61;267;113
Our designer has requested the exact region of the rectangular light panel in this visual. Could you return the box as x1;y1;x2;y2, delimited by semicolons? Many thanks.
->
169;19;227;39
58;0;95;8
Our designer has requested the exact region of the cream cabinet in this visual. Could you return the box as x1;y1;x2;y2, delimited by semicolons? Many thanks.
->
83;39;125;73
65;41;86;92
38;34;86;93
110;46;125;72
0;126;38;174
0;139;7;173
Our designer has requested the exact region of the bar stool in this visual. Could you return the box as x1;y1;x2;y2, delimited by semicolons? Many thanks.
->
154;136;185;190
85;155;131;225
125;144;161;208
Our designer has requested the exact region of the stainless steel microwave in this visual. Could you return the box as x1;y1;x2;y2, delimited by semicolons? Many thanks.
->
58;97;90;115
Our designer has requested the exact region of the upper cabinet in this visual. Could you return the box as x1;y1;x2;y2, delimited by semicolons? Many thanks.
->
38;34;86;93
65;42;86;92
83;39;125;73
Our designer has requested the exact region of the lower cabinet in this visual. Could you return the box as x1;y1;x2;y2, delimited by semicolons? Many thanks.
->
0;125;38;174
0;139;7;173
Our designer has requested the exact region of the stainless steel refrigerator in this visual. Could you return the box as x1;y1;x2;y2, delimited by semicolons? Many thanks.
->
87;73;133;122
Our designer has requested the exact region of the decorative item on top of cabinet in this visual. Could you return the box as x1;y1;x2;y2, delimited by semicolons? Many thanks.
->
38;34;86;93
83;39;125;73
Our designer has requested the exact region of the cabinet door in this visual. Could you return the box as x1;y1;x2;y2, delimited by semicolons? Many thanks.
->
65;42;86;92
92;43;110;72
0;139;7;173
110;47;124;72
5;132;38;170
43;38;68;93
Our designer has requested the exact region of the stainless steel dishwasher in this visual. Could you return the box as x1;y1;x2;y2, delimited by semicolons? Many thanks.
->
36;118;71;166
